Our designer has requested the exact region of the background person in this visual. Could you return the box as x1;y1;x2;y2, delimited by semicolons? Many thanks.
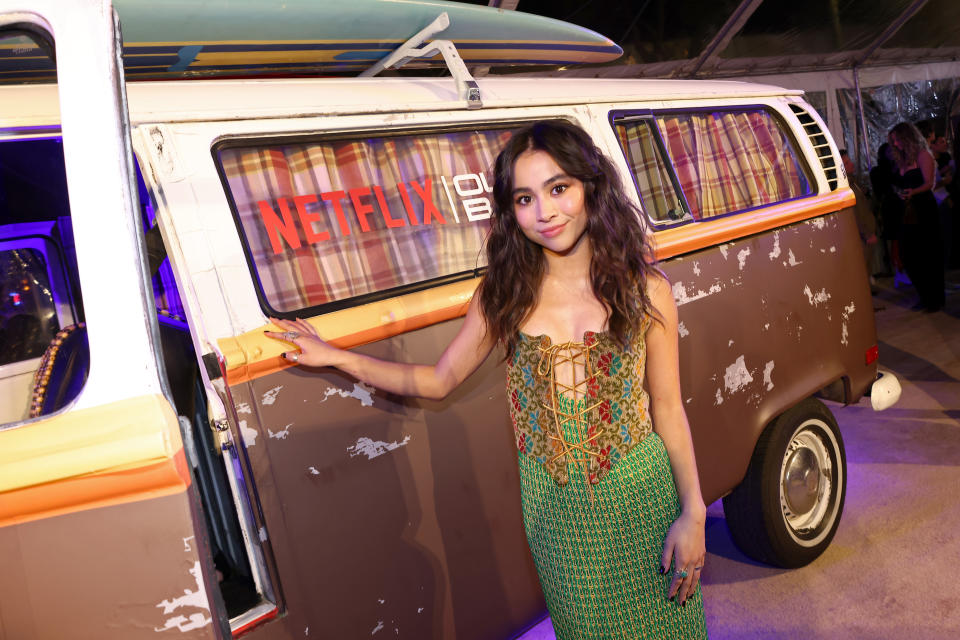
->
267;121;709;639
890;122;945;312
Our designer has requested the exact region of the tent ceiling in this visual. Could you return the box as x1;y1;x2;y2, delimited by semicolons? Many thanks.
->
478;0;960;77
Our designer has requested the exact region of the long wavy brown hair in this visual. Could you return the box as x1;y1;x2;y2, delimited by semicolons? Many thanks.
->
889;121;929;172
477;120;659;358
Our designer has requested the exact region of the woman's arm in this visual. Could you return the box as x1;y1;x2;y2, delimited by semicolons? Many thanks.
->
266;293;496;401
644;273;706;605
905;150;937;196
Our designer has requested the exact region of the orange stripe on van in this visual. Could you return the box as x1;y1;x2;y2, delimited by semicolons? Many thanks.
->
0;449;189;528
652;190;855;260
222;191;854;386
222;278;476;385
0;394;190;528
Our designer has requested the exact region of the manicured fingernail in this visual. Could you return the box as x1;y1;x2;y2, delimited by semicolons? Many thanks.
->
658;566;666;575
682;600;687;607
669;595;675;601
281;353;288;359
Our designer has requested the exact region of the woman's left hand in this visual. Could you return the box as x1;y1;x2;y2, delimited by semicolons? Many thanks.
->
660;508;706;605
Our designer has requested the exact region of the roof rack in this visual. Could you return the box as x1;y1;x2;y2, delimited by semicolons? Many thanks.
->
359;12;482;109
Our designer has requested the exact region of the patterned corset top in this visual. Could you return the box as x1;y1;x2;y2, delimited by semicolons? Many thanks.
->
506;324;653;487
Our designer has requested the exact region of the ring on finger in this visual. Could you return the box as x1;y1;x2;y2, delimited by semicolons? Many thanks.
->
673;569;688;579
290;352;300;363
282;330;301;341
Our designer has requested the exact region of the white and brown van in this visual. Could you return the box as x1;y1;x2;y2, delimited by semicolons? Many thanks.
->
0;1;900;638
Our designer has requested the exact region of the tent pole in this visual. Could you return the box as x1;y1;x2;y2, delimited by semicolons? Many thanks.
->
853;66;872;176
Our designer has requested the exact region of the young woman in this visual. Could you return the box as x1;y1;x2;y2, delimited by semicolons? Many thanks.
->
267;120;708;638
889;121;945;312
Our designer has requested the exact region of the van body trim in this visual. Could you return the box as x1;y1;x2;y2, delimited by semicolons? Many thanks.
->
0;393;189;526
653;189;855;260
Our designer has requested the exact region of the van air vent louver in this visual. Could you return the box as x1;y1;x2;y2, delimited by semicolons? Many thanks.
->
789;103;838;191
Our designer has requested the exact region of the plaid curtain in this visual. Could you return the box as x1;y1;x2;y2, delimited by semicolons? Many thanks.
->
613;120;680;222
219;128;514;312
657;111;811;220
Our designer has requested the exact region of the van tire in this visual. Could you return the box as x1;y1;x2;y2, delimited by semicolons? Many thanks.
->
722;398;847;568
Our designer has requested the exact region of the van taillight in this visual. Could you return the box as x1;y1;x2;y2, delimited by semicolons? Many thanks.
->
865;344;879;365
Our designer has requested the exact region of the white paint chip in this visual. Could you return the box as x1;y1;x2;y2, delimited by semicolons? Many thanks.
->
724;356;754;393
154;561;212;632
182;536;194;552
678;322;690;337
308;466;320;475
714;389;723;405
240;420;258;447
719;244;729;259
786;250;802;267
768;233;781;259
841;302;856;346
259;527;268;542
737;247;751;270
378;599;385;604
261;386;283;405
728;339;734;347
803;285;831;307
372;621;384;635
809;217;826;229
673;281;722;306
236;402;252;414
268;423;293;440
693;261;701;276
348;436;412;461
418;608;424;613
320;382;375;407
763;361;775;391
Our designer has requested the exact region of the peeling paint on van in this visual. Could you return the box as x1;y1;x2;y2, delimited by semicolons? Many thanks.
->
154;561;212;633
692;261;701;276
269;423;293;440
236;402;252;414
737;248;750;270
808;217;826;229
371;620;384;635
718;244;729;259
803;285;831;307
678;321;689;337
348;435;412;460
714;388;723;405
182;536;194;552
785;249;802;267
673;281;722;306
723;356;754;393
262;385;283;405
320;382;375;407
240;420;259;446
763;361;775;391
768;232;781;259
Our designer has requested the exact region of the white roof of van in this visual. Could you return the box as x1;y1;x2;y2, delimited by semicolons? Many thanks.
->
1;76;802;126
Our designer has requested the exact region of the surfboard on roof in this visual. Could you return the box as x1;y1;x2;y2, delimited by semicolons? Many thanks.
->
0;0;622;83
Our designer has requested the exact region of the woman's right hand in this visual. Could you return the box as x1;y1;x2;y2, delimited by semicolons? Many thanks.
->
265;317;342;368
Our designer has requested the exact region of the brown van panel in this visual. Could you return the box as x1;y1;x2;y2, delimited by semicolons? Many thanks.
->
0;490;222;640
230;320;543;640
662;207;876;502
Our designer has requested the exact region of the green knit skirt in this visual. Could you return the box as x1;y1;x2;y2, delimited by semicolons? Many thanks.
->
518;397;708;640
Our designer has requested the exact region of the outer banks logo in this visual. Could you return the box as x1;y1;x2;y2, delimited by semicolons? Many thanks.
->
256;172;493;255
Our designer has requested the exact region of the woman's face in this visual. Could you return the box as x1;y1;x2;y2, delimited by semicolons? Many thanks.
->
889;132;903;151
511;149;588;257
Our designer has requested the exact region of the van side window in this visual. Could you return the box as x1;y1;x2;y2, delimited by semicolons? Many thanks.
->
655;110;812;220
612;118;690;224
216;127;514;315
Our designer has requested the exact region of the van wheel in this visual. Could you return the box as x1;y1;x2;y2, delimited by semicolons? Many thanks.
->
722;398;846;568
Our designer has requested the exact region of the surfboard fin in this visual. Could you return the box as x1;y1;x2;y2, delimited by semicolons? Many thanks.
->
359;12;482;110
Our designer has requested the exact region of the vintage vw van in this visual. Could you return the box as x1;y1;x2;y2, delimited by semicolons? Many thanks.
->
0;1;900;638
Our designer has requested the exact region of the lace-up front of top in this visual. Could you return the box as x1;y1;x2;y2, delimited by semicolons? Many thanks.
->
506;321;653;487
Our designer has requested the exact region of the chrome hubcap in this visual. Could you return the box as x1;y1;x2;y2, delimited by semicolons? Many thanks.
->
780;423;833;535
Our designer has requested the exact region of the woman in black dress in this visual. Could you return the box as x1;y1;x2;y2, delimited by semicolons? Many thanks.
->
889;122;945;312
